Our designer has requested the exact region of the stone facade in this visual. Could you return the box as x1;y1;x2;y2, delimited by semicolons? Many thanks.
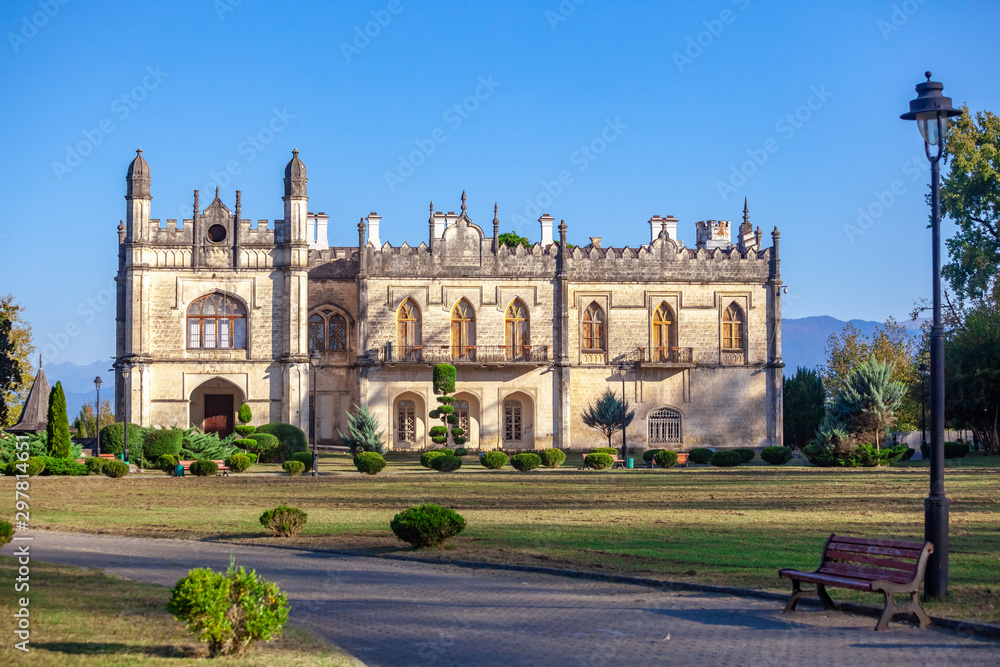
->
116;150;784;451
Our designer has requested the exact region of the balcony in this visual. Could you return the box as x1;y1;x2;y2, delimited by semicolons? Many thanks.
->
631;346;696;367
380;344;550;365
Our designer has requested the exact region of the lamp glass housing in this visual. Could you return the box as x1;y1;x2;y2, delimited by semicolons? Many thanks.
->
917;112;942;146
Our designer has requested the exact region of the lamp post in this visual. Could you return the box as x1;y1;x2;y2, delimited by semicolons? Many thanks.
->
94;376;103;454
919;362;927;451
119;364;131;465
613;360;632;464
901;72;962;598
309;350;321;477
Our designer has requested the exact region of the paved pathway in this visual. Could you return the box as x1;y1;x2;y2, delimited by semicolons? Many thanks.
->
25;532;1000;666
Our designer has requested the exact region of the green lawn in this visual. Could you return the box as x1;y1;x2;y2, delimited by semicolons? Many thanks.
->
0;558;361;666
12;451;1000;625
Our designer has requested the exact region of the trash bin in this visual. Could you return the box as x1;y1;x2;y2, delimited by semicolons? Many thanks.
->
175;464;184;477
627;458;634;469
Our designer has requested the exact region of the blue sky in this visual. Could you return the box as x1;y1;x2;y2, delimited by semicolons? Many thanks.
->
1;0;998;367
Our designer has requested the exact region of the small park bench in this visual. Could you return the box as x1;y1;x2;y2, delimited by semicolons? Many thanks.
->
779;533;934;631
177;460;230;477
645;452;689;468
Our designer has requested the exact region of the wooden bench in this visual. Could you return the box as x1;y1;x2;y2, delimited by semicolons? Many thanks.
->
177;460;230;477
645;452;689;468
779;534;934;631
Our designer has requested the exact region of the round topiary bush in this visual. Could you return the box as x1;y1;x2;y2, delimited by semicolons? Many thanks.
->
653;449;679;469
291;451;313;468
538;448;567;468
85;457;107;475
225;452;253;473
282;460;305;476
481;451;508;469
643;448;664;463
98;422;146;457
354;451;386;475
689;448;714;464
157;454;180;474
255;423;308;460
584;452;614;470
431;454;462;472
454;447;469;457
143;429;183;460
390;503;465;548
944;442;970;459
245;433;281;461
190;460;219;476
103;459;129;478
259;505;308;537
711;450;742;467
420;450;448;469
592;447;618;456
733;448;756;463
432;364;457;395
510;452;542;471
761;446;793;465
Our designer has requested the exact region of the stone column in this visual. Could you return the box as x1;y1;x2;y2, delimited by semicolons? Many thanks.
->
766;227;784;447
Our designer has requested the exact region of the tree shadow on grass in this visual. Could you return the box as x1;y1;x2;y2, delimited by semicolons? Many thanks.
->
35;642;202;658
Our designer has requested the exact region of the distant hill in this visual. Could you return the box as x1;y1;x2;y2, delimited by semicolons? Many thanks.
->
782;316;924;376
44;360;115;421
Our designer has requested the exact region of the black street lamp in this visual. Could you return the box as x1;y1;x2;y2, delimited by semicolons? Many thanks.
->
119;364;132;465
901;71;962;599
94;376;103;454
613;360;632;465
309;350;321;477
919;362;927;450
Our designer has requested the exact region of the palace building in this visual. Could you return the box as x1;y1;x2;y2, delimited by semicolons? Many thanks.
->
115;149;784;450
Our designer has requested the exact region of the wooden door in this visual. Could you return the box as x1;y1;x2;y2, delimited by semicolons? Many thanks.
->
203;394;234;436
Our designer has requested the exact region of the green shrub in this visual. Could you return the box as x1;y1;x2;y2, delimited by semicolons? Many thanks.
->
592;447;618;456
178;448;196;460
168;560;289;658
4;457;46;476
733;448;756;463
584;452;614;470
944;442;970;459
453;436;468;446
653;450;679;469
85;457;107;474
454;447;469;457
689;448;714;464
643;448;664;463
244;433;281;461
103;459;129;478
38;456;87;476
237;403;253;425
510;452;542;471
805;442;913;467
282;460;305;476
291;451;313;468
157;454;180;473
338;403;387;455
420;450;448;469
98;422;146;457
432;364;457;394
538;448;567;468
761;446;793;465
353;451;386;475
429;426;448;438
0;521;13;547
234;424;256;438
47;381;72;458
390;503;465;548
190;460;219;476
711;450;742;467
224;453;252;473
143;429;183;460
431;454;462;472
255;423;308;460
480;451;508;469
259;505;308;537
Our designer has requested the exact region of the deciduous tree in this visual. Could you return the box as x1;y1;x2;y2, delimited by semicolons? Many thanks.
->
0;294;34;428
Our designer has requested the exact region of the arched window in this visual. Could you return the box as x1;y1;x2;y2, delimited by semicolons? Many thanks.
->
652;303;675;362
397;399;416;443
648;407;682;444
505;299;530;360
396;299;421;360
504;399;522;444
723;303;745;351
451;299;476;360
454;399;470;435
582;302;606;351
308;308;349;352
187;293;246;349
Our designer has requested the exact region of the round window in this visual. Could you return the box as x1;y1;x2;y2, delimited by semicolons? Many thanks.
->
207;225;227;243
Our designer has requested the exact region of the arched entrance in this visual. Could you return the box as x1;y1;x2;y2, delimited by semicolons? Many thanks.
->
501;391;535;449
452;392;481;449
189;378;246;437
392;391;427;450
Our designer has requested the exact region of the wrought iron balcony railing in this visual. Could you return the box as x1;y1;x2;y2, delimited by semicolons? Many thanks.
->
631;346;695;365
380;344;550;364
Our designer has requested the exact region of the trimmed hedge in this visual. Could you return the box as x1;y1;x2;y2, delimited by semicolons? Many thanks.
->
420;450;449;469
761;446;793;465
510;452;542;471
255;423;308;460
584;452;614;470
390;503;465;548
38;456;87;476
157;454;180;473
190;460;218;476
944;442;970;459
99;422;146;457
143;429;183;460
291;452;313;468
431;454;462;472
283;460;306;476
225;453;253;473
480;451;508;469
653;450;679;469
103;460;129;478
733;448;756;463
85;457;107;474
592;447;617;456
538;448;567;468
354;452;386;475
245;433;281;460
432;364;457;395
711;450;742;467
454;447;469;457
260;505;308;537
643;449;664;463
689;448;714;464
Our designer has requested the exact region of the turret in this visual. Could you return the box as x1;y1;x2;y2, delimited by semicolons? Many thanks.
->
282;149;308;247
125;148;151;243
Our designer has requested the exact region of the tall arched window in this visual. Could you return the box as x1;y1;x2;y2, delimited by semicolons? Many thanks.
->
397;299;421;360
723;303;745;351
329;313;347;351
504;399;522;444
648;407;682;444
652;303;675;362
451;299;476;360
454;399;470;435
187;293;246;349
397;399;416;443
308;308;349;352
582;302;606;351
308;314;325;351
505;299;529;360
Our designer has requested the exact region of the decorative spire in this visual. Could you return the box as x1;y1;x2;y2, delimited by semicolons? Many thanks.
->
493;203;499;229
215;186;220;199
743;197;749;226
661;218;668;238
461;190;467;215
38;353;42;370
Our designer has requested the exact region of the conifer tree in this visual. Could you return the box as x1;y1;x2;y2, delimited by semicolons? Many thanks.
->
47;381;71;458
581;388;634;447
338;403;386;455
